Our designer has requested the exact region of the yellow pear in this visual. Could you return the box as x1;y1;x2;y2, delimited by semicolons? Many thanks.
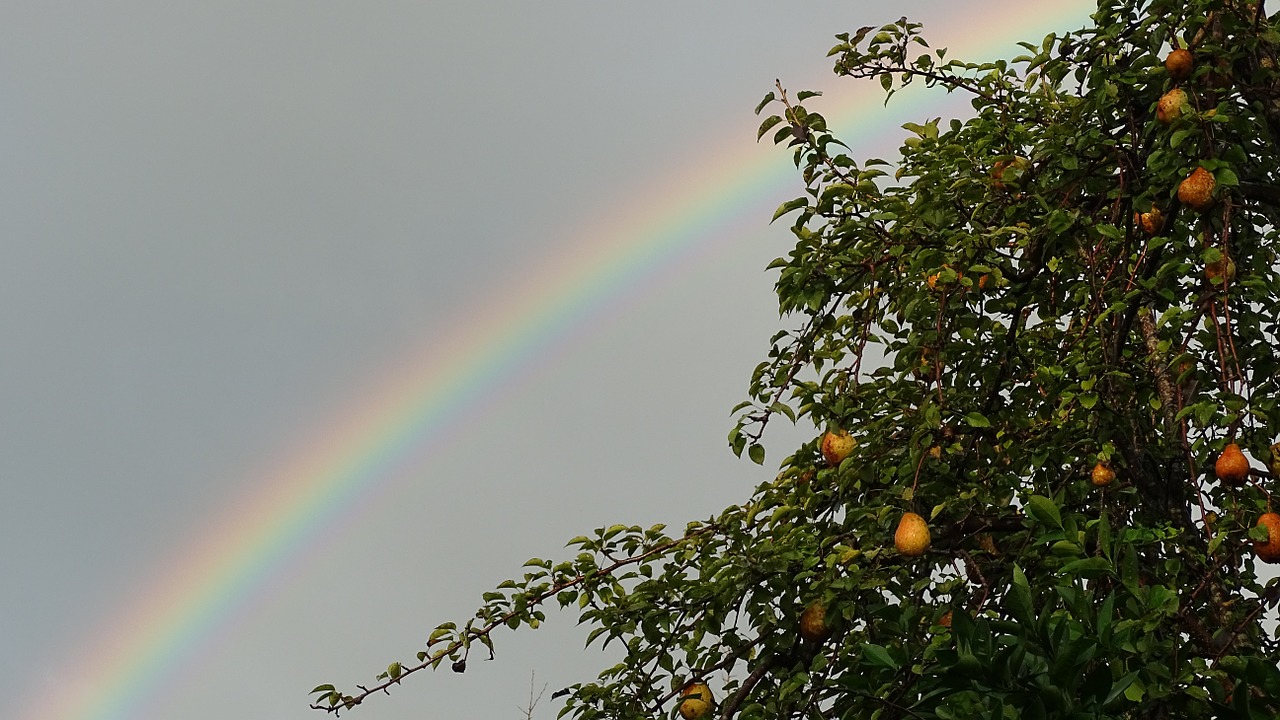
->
1215;442;1251;486
895;512;931;557
1090;461;1115;487
1205;257;1236;284
1178;167;1216;211
1165;47;1194;82
799;602;832;642
678;682;713;720
1134;207;1163;236
991;156;1030;190
821;430;856;467
1156;88;1188;124
1255;513;1280;563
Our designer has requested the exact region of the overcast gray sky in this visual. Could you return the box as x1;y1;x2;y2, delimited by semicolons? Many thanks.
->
1;2;1093;719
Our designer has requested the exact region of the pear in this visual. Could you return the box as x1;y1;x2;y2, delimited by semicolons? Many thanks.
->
926;264;961;292
821;430;857;467
1205;257;1236;284
895;512;931;557
1165;48;1194;81
992;156;1030;190
1178;167;1216;211
1215;442;1251;486
1254;513;1280;563
1157;88;1188;124
1090;461;1115;487
799;602;832;642
678;682;713;720
1134;207;1164;236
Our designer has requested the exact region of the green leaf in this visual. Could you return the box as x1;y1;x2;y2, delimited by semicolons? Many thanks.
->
1051;540;1083;556
1008;564;1035;624
964;411;991;428
1096;512;1113;559
1026;495;1063;529
862;643;898;670
757;114;784;141
748;443;766;465
1123;676;1145;702
772;198;808;222
1059;556;1113;578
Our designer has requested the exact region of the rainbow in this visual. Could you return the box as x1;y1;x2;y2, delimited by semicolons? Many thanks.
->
17;3;1093;719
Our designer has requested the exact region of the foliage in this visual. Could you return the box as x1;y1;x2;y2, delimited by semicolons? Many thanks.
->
312;1;1280;717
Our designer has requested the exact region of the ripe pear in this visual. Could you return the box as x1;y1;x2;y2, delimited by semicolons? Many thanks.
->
1157;88;1188;124
1091;461;1115;487
1165;48;1194;82
1254;513;1280;563
926;264;961;292
821;430;856;467
1215;442;1251;486
895;512;931;557
678;682;713;720
992;156;1030;190
1178;167;1216;211
1205;257;1236;284
1134;207;1164;236
799;602;832;642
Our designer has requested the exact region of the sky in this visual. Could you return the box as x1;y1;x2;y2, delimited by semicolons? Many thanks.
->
0;2;1094;719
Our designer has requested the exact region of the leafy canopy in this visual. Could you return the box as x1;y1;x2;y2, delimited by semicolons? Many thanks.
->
312;0;1280;718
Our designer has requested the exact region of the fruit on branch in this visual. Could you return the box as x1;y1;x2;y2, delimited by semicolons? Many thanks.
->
926;265;959;292
937;610;953;630
678;682;714;720
1205;256;1236;284
1157;88;1188;123
1215;442;1251;486
1165;47;1194;81
991;156;1030;190
1134;207;1164;236
1254;513;1280;563
894;512;931;557
1091;461;1116;487
821;429;857;466
799;602;832;642
1178;167;1217;211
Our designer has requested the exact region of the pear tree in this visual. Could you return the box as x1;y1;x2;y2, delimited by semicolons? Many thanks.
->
312;0;1280;717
